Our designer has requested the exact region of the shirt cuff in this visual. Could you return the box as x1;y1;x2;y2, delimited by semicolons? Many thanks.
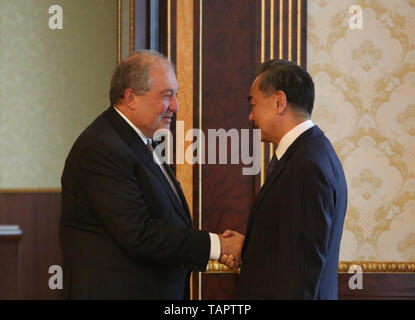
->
209;233;221;261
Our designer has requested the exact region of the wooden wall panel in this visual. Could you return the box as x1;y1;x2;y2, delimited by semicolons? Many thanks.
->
202;274;239;300
200;0;259;237
197;0;260;299
176;0;195;219
338;273;415;300
0;193;62;299
0;234;21;299
203;273;415;300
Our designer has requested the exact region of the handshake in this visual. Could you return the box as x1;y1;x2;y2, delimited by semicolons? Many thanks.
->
218;230;244;269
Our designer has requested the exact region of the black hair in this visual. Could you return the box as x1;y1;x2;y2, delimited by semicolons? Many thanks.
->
257;59;315;116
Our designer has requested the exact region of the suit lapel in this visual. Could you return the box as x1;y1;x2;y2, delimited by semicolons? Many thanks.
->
162;162;193;226
251;158;285;216
104;107;192;227
129;139;193;226
242;158;287;251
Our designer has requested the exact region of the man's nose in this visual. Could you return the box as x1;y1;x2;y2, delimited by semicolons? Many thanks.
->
169;95;179;113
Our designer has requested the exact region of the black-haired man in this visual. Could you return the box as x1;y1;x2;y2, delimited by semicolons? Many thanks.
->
237;59;347;299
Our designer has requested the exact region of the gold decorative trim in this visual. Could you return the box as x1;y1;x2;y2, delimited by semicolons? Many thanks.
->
199;0;203;232
261;143;266;186
339;262;415;273
270;0;275;60
117;0;122;64
167;0;171;60
129;0;135;55
206;261;240;274
269;0;275;161
297;0;301;66
166;0;172;164
260;0;266;187
279;0;283;59
260;0;303;182
199;0;203;301
0;188;61;193
176;0;194;222
260;0;265;63
288;0;293;61
206;261;415;274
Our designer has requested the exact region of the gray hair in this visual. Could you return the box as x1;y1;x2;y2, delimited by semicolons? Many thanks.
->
109;49;175;105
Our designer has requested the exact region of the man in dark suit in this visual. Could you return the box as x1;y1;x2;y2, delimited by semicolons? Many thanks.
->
60;50;243;299
234;59;347;299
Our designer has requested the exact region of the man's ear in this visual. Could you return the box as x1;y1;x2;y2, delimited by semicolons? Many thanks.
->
123;88;136;109
275;90;287;115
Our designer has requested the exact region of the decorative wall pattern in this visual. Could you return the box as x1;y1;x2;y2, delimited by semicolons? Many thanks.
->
308;0;415;261
0;0;117;188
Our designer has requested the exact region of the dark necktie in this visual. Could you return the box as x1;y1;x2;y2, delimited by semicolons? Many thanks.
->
266;153;279;178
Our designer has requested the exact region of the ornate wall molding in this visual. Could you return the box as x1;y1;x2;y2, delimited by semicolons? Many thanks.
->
117;0;122;64
206;261;415;274
205;261;415;273
338;261;415;273
0;189;61;193
206;261;241;274
117;0;135;64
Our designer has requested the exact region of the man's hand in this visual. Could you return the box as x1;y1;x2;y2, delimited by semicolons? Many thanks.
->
218;230;244;269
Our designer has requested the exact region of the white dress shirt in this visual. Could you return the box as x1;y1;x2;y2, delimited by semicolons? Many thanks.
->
113;107;221;261
275;119;315;160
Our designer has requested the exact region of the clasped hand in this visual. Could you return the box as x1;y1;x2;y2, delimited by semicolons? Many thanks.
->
218;230;244;269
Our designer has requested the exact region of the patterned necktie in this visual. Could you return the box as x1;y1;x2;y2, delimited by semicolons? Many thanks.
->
146;139;154;153
147;139;182;203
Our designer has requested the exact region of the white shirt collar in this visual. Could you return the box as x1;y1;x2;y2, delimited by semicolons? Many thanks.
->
275;119;314;160
113;106;150;145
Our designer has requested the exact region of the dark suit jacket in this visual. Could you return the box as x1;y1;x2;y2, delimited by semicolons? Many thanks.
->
237;125;347;299
60;106;210;299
